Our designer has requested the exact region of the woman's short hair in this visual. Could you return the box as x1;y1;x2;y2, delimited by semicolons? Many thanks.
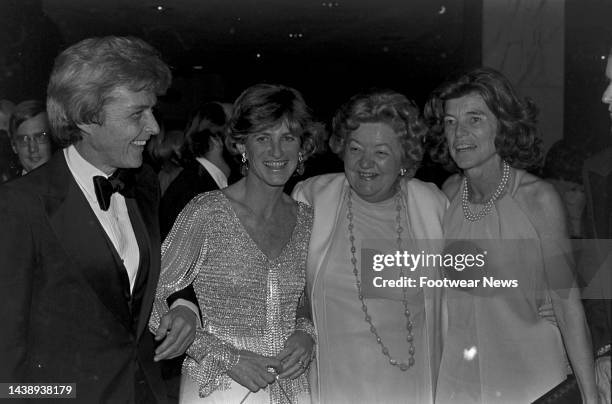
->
331;89;428;177
8;100;48;137
47;36;172;147
424;67;542;170
226;83;317;159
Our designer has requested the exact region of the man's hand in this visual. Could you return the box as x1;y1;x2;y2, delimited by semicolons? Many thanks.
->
154;305;198;361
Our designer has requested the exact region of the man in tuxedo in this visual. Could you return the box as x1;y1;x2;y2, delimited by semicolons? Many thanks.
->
0;36;197;403
580;46;612;403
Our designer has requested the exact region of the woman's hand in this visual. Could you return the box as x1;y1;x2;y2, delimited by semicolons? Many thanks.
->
227;350;282;392
537;301;558;326
276;331;315;379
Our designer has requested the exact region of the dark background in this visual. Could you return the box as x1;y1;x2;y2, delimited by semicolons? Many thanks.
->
0;0;610;154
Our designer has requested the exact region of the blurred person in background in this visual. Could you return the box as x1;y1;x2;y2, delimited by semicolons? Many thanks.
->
8;100;56;175
0;99;19;182
160;101;233;240
580;46;612;404
542;139;587;239
0;99;14;132
145;110;186;195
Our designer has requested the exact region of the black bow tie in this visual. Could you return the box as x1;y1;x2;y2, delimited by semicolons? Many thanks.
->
93;171;131;211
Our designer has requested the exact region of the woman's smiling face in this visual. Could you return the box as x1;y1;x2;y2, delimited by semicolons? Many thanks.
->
242;121;301;188
343;122;404;203
443;92;499;171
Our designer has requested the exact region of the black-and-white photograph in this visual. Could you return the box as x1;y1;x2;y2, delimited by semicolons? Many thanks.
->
0;0;610;403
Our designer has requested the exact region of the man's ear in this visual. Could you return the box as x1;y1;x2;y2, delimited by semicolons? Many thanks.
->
76;122;98;138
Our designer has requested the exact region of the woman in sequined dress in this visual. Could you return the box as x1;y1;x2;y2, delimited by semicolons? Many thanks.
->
292;89;447;403
424;68;598;403
150;83;318;404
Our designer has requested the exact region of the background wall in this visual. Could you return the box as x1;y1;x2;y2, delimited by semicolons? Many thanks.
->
565;0;612;154
1;0;610;157
482;0;565;152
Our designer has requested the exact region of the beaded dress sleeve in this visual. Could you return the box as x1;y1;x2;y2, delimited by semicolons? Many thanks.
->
149;194;240;396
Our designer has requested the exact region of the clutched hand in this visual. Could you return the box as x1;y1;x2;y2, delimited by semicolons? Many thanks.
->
154;305;198;361
228;350;282;392
276;331;314;380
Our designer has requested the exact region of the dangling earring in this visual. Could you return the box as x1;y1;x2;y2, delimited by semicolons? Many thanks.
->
296;152;305;176
240;152;249;177
399;167;407;177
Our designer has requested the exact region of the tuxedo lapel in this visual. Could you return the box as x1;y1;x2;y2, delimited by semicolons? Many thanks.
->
127;167;161;339
44;155;133;330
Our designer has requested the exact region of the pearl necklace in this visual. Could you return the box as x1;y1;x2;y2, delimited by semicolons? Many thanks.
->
346;189;415;371
462;161;511;222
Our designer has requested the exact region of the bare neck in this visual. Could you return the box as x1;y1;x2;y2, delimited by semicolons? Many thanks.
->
226;176;288;220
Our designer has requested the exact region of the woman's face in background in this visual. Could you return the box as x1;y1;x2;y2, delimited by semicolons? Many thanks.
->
11;112;53;173
343;122;404;203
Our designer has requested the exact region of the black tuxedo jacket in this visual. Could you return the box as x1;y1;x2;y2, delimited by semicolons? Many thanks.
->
581;148;612;355
159;160;219;240
0;152;167;403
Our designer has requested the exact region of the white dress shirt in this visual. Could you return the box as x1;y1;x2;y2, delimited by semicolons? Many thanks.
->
65;146;200;322
64;146;140;292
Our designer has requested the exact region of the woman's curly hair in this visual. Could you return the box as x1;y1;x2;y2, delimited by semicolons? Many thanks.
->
423;67;543;170
330;89;428;178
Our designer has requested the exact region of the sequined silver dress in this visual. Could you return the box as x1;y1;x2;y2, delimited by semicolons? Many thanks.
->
149;191;314;403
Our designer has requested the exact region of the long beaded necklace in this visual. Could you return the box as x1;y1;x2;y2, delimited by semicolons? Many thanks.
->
346;188;416;371
462;161;511;222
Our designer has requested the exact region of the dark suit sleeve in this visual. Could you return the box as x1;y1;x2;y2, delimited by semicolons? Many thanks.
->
159;173;197;242
166;284;202;320
0;187;35;381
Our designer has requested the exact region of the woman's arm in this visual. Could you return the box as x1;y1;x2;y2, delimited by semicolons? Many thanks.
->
150;195;281;395
521;178;598;403
149;197;210;335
